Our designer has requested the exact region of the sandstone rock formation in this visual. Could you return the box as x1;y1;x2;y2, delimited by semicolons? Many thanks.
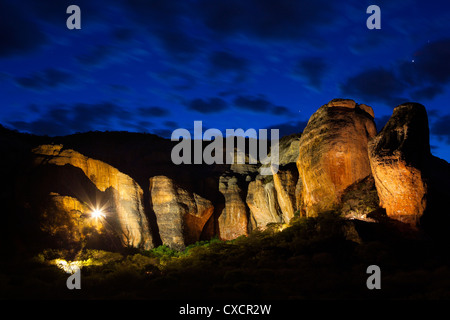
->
272;163;300;223
6;96;450;253
149;175;214;250
260;133;302;222
339;175;380;221
246;176;282;230
218;174;249;240
32;144;153;249
297;99;377;216
39;193;117;248
368;103;430;226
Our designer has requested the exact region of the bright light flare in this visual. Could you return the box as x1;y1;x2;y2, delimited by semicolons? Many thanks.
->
90;208;105;219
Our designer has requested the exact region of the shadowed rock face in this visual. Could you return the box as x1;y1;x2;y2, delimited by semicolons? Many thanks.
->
149;175;214;250
297;99;377;216
368;103;431;226
32;144;154;250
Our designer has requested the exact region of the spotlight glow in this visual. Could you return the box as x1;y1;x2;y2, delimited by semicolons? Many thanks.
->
91;208;105;219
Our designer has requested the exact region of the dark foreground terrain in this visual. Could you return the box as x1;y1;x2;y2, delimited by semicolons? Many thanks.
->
2;212;450;300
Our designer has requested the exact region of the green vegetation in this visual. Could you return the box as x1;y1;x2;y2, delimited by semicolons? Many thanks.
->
2;213;450;299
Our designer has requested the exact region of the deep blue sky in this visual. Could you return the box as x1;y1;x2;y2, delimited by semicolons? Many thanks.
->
1;0;450;162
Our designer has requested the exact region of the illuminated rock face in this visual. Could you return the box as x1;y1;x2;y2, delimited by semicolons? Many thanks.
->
33;144;153;249
368;103;431;226
218;175;248;240
149;175;214;250
297;99;377;216
246;177;282;230
272;164;301;223
41;193;117;248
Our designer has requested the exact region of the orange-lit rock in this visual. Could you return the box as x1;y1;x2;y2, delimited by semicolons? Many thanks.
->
218;175;248;240
40;193;114;248
149;175;214;250
32;144;153;249
297;99;377;216
368;103;430;226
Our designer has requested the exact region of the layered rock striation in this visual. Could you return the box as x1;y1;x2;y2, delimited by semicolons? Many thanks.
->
217;174;249;240
4;97;450;253
246;176;282;230
297;99;377;216
368;103;431;226
32;144;153;249
149;175;214;250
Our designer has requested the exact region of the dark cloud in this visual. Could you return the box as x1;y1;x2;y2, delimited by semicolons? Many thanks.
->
151;68;198;91
271;106;291;116
109;84;131;92
157;30;201;60
137;106;170;117
432;114;450;144
0;1;46;57
122;0;184;27
233;95;291;115
121;0;199;59
8;102;132;136
410;86;444;101
198;0;337;41
77;45;115;66
340;67;405;105
209;51;249;80
340;65;414;107
163;120;179;128
267;120;308;137
186;97;228;114
113;28;134;41
398;38;450;100
341;39;450;106
412;39;450;84
234;95;272;112
293;57;327;88
15;68;73;89
122;0;339;60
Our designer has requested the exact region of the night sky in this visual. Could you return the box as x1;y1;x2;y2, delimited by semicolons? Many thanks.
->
1;0;450;162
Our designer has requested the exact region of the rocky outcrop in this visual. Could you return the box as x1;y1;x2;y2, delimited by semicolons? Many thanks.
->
7;97;450;253
246;176;282;230
218;175;249;240
297;99;377;216
149;175;214;250
32;144;153;249
368;103;431;226
339;175;380;221
272;163;300;223
39;193;120;249
259;133;302;222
